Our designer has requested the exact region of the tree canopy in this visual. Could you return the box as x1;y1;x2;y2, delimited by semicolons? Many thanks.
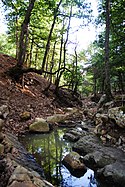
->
0;0;125;96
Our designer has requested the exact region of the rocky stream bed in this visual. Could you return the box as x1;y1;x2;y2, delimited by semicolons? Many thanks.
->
0;105;125;187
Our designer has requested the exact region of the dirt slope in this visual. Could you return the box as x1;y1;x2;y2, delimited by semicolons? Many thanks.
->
0;53;82;135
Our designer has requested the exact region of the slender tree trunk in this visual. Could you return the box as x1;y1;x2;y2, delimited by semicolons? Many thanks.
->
15;15;19;59
29;36;34;67
44;41;57;94
34;47;38;68
41;0;63;72
17;0;36;68
54;6;72;94
73;46;78;95
104;0;113;100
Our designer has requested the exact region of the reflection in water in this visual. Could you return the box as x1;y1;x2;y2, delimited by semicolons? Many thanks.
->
20;129;98;187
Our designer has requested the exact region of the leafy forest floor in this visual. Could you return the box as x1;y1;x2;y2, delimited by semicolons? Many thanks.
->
0;53;83;135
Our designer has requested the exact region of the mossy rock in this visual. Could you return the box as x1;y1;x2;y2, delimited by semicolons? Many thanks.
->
29;118;50;132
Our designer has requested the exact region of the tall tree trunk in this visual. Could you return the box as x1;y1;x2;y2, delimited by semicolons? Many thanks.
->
17;0;36;68
29;36;34;67
41;0;63;72
15;14;19;59
54;6;72;94
104;0;113;100
44;41;57;94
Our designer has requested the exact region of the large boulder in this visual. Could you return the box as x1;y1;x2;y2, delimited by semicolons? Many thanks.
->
29;118;49;133
83;151;114;169
7;165;54;187
62;151;87;177
73;134;101;155
73;131;125;186
97;161;125;187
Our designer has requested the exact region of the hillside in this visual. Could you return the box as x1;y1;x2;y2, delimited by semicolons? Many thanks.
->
0;53;83;135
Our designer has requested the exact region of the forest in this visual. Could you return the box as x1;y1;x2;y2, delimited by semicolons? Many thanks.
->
0;1;125;187
0;0;124;99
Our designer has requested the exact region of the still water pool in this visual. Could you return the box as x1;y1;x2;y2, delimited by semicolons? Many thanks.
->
20;129;98;187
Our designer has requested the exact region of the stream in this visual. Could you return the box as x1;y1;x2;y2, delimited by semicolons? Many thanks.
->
20;128;99;187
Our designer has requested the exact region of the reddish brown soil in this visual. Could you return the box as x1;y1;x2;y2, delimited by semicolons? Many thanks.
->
0;53;82;135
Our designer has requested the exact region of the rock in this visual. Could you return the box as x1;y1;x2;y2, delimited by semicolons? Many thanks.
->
20;111;31;121
46;114;67;123
103;101;114;109
108;107;125;128
29;118;49;132
33;178;48;187
8;165;53;187
8;181;36;187
62;151;87;177
0;105;9;119
95;113;108;125
0;119;4;131
73;133;125;163
9;165;31;183
57;121;76;128
106;134;117;144
64;107;78;113
63;128;83;142
101;114;109;123
83;150;115;169
80;121;89;131
98;94;106;107
63;133;79;142
73;134;101;155
120;135;125;143
100;136;107;143
97;161;125;187
0;143;4;155
94;124;103;135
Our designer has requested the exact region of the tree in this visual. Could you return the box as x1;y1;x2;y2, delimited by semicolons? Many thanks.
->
41;0;63;73
17;0;36;68
2;0;92;91
104;0;113;100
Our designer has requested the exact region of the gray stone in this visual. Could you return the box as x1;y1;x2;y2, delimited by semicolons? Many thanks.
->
63;133;79;142
97;161;125;187
46;114;67;123
108;107;125;128
73;134;101;155
0;105;9;118
29;118;49;132
63;128;84;142
83;150;116;169
8;181;36;187
98;94;106;107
